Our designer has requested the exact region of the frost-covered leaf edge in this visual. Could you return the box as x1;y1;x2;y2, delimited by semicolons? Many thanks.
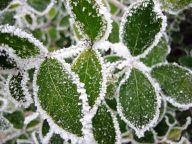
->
33;57;93;143
151;62;192;109
65;0;112;43
119;0;167;58
116;61;162;138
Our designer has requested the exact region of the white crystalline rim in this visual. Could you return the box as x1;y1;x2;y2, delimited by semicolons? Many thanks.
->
116;61;161;138
0;24;48;57
5;70;32;108
0;97;8;111
65;0;112;42
33;56;93;144
23;0;55;16
52;40;91;59
151;62;192;110
105;102;121;144
119;0;167;59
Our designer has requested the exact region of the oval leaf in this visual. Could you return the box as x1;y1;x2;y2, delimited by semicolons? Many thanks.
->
92;104;120;144
0;25;47;59
117;68;160;136
72;48;103;108
120;0;166;56
66;0;111;42
151;64;192;109
35;58;84;137
140;36;170;66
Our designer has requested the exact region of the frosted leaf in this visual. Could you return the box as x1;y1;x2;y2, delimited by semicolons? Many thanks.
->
120;0;166;56
41;119;50;138
0;50;17;69
0;0;13;11
0;116;12;131
92;103;121;144
151;63;192;109
140;36;170;67
160;0;192;14
66;0;112;42
33;57;90;143
0;25;47;59
6;71;32;108
117;68;160;137
72;48;103;107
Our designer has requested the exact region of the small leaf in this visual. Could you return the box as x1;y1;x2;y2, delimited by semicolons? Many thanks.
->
141;37;170;66
8;72;26;103
133;131;155;143
92;104;120;144
49;134;64;144
67;0;110;41
118;68;159;136
27;0;51;12
151;64;192;108
0;11;16;25
120;0;165;56
72;48;102;107
3;110;24;129
154;117;169;137
108;21;120;43
42;119;50;137
0;0;12;11
179;56;192;69
0;25;47;59
160;0;192;13
35;58;83;136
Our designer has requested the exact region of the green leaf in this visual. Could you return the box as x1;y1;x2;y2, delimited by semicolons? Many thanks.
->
141;37;170;66
167;128;182;141
0;11;16;25
154;117;169;137
179;56;192;69
92;104;118;144
108;21;119;43
0;25;42;59
0;0;12;11
118;68;159;133
67;0;109;42
72;48;102;107
36;58;83;136
104;55;123;63
42;119;50;137
8;72;26;103
151;64;192;108
120;0;164;56
27;0;51;12
160;0;192;13
134;131;155;143
3;110;24;129
49;134;64;144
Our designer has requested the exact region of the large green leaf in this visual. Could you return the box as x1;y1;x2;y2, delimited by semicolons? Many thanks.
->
0;25;46;59
120;0;164;56
151;64;192;108
27;0;51;12
67;0;109;42
92;104;119;144
118;68;159;134
0;11;15;25
36;58;83;136
140;37;170;66
72;49;102;107
160;0;192;13
0;0;12;11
